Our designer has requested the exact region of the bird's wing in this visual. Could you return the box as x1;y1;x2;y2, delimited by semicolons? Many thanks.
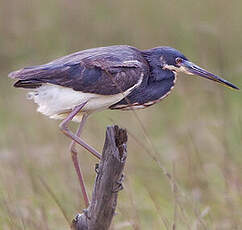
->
9;46;149;95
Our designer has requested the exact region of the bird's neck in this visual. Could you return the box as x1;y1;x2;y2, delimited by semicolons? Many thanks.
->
142;50;174;82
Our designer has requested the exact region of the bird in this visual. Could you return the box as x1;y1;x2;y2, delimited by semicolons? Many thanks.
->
9;45;239;207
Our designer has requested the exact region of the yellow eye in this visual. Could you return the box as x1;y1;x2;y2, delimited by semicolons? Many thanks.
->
175;57;183;65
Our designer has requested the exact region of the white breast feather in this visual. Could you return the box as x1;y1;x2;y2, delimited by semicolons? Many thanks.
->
27;75;143;121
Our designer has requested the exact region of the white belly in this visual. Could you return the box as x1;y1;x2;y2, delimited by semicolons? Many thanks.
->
27;82;140;122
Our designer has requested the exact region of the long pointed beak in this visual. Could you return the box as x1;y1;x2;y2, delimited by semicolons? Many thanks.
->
180;60;240;90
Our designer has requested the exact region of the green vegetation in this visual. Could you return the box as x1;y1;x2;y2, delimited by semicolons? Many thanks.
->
0;0;241;229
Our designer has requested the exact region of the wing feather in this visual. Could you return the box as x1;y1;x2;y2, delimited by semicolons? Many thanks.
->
9;45;149;95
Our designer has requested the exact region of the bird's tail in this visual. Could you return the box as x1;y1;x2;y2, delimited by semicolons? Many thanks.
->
9;64;53;89
13;79;43;89
8;64;48;79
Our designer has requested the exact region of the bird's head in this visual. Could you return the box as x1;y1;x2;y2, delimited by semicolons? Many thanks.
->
144;47;239;90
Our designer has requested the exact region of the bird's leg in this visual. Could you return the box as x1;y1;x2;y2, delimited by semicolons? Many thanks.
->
69;113;90;208
59;104;101;160
59;104;101;208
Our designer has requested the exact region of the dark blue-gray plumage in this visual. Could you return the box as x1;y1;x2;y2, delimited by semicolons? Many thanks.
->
9;45;239;208
10;46;147;95
10;45;239;112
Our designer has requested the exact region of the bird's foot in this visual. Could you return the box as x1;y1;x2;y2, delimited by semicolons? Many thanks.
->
112;174;124;193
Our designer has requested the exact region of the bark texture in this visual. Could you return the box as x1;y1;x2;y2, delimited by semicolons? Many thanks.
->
72;125;128;230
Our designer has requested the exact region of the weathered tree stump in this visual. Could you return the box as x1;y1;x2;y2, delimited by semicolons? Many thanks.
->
72;125;128;230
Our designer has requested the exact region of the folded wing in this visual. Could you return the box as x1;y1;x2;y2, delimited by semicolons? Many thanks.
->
9;45;149;95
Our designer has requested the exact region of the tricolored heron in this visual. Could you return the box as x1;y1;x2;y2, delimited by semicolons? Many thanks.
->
9;45;239;207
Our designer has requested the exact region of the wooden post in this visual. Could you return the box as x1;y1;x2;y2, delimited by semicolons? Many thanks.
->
71;125;128;230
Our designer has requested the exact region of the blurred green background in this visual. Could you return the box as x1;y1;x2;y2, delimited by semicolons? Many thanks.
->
0;0;241;229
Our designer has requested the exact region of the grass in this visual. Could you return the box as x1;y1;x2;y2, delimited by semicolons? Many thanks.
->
0;0;242;229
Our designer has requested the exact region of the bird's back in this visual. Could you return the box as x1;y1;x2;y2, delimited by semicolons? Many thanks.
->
9;45;146;82
9;45;149;120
